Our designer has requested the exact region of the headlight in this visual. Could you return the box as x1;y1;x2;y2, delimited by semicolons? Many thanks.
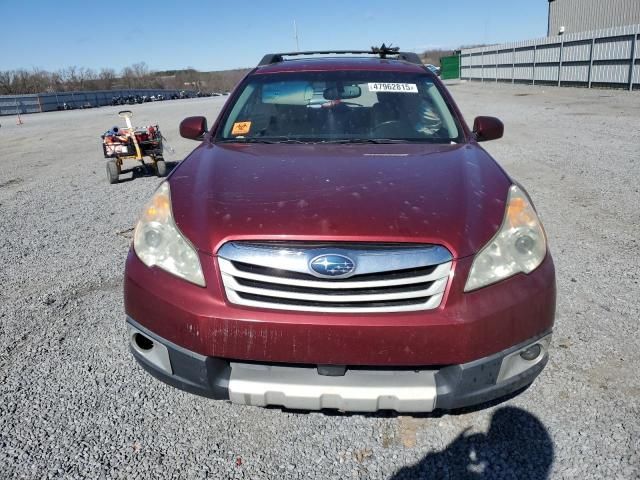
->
133;182;205;286
464;184;547;292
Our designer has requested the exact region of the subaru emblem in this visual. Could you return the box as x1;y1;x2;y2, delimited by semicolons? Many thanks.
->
309;254;356;278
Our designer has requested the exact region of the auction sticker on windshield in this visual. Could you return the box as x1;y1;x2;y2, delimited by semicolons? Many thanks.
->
368;83;418;93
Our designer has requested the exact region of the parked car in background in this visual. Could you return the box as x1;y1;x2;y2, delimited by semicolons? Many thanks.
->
424;63;441;76
125;48;555;413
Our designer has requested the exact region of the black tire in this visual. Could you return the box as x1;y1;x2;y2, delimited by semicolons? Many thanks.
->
106;160;119;184
155;159;167;177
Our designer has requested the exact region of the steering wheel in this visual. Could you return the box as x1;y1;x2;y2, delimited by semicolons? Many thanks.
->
372;120;407;137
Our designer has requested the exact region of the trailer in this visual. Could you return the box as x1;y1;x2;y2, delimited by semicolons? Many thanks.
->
101;110;166;184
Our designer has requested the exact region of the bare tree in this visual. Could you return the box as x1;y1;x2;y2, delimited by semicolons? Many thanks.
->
120;65;134;88
420;49;455;67
76;67;96;90
50;70;64;92
98;68;116;90
60;66;79;90
0;61;251;94
131;62;150;79
120;62;153;88
28;68;50;93
0;70;12;94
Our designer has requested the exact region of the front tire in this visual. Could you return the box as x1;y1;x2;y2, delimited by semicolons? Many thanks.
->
155;159;167;177
106;160;119;184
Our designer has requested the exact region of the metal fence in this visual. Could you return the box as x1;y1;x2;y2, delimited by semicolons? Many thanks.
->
460;24;640;90
0;88;189;116
548;0;640;36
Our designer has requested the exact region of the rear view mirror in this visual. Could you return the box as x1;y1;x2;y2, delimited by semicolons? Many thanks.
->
473;116;504;142
323;85;362;100
180;116;207;140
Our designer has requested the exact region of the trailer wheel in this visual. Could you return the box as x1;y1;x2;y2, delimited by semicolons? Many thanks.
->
155;159;167;177
106;160;119;184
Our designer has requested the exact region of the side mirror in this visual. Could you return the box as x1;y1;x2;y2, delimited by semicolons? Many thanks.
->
179;116;208;140
472;116;504;142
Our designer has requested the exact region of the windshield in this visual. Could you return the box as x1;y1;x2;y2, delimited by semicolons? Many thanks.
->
216;70;462;144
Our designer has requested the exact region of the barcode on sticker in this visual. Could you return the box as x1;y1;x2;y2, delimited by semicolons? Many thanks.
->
368;83;418;93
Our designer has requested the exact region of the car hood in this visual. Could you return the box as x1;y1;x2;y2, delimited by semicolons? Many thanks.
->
169;142;511;258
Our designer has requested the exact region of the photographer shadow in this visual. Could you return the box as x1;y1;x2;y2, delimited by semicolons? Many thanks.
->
391;406;553;480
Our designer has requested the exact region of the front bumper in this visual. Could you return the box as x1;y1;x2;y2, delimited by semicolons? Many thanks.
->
124;251;556;366
128;317;551;412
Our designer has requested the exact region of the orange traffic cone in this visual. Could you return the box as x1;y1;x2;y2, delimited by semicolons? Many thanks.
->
16;113;23;125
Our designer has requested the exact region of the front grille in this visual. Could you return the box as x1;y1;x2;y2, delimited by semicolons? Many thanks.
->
217;242;453;313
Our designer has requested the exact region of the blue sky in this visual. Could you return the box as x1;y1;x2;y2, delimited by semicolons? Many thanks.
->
0;0;549;72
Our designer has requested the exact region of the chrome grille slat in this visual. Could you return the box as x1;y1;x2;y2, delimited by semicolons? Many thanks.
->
217;242;453;313
222;273;448;303
226;290;445;313
232;260;438;282
234;277;435;295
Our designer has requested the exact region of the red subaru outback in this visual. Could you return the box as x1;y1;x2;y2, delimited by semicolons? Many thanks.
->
124;49;555;412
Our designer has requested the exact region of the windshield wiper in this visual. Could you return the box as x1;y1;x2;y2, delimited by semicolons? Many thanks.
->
218;137;450;145
317;138;410;144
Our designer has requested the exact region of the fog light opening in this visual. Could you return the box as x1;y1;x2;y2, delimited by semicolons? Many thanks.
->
520;343;542;361
133;333;154;352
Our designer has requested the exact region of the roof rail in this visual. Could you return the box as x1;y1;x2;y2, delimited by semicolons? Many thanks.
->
258;44;423;66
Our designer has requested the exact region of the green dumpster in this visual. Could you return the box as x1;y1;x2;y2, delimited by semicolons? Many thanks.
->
440;55;460;80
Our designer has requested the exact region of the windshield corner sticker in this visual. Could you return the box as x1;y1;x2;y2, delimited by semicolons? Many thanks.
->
232;121;252;136
368;82;418;93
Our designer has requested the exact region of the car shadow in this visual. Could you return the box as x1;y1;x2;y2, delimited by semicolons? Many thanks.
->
390;406;554;480
117;161;179;183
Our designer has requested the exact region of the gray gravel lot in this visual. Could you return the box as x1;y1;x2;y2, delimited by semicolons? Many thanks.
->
1;83;639;479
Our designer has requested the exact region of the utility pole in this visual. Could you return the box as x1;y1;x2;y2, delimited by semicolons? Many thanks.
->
294;20;300;51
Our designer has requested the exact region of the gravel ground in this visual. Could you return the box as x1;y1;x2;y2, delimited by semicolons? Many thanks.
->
1;84;639;479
